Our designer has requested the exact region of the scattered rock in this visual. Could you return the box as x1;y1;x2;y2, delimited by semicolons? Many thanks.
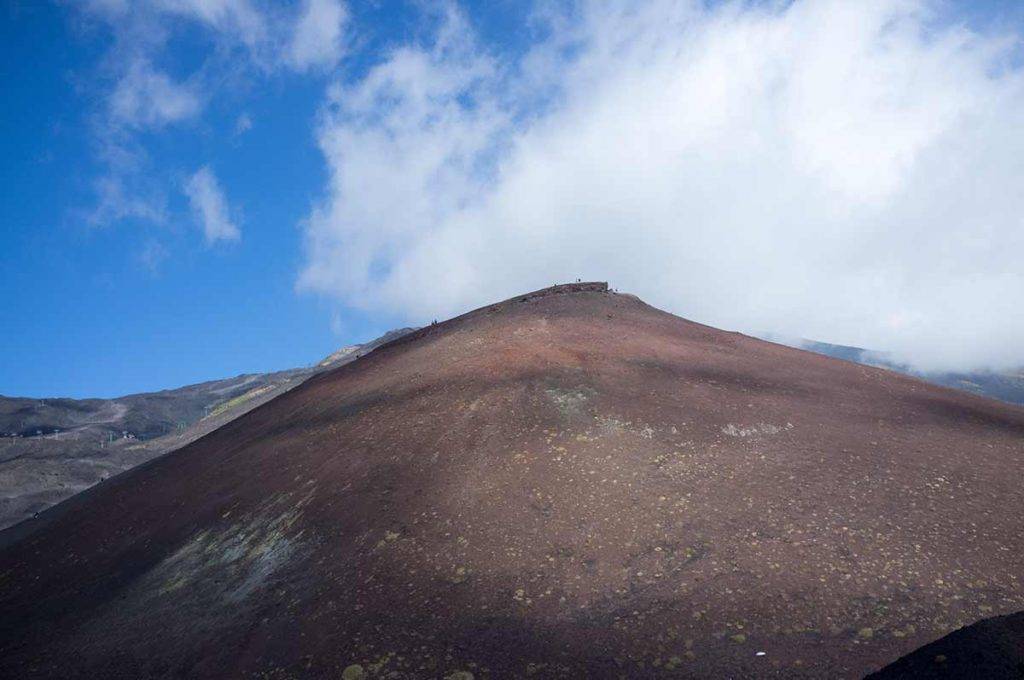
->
342;664;365;680
445;671;474;680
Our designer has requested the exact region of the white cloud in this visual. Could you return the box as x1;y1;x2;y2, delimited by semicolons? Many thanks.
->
299;0;1024;373
184;166;241;244
288;0;348;71
299;4;508;310
108;60;201;128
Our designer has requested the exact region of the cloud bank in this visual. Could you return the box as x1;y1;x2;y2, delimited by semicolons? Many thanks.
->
299;0;1024;372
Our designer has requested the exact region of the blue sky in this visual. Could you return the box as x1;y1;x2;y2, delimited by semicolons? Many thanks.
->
3;1;1024;399
2;1;510;398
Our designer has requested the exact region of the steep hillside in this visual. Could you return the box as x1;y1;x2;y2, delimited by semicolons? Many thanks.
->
1;284;1022;678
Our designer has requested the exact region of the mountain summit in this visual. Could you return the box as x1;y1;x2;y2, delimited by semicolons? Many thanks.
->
2;283;1023;678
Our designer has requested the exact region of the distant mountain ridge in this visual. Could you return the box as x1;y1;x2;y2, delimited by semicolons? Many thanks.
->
0;328;415;531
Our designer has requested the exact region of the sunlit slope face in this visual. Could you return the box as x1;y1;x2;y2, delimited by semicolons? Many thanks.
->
2;284;1023;679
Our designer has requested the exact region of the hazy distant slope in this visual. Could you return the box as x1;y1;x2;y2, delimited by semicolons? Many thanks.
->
0;328;414;531
768;337;1024;407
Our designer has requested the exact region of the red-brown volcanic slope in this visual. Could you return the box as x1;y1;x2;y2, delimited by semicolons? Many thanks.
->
2;284;1023;679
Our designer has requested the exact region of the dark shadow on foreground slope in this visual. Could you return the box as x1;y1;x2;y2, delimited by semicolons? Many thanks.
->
866;611;1024;679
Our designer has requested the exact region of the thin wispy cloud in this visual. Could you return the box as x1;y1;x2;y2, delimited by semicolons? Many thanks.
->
299;0;1024;372
87;175;167;226
234;112;254;136
108;60;201;129
72;0;348;238
137;239;170;274
185;166;241;244
155;0;267;47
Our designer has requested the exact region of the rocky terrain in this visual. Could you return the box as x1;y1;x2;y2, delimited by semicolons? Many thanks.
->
1;283;1021;678
0;329;413;531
